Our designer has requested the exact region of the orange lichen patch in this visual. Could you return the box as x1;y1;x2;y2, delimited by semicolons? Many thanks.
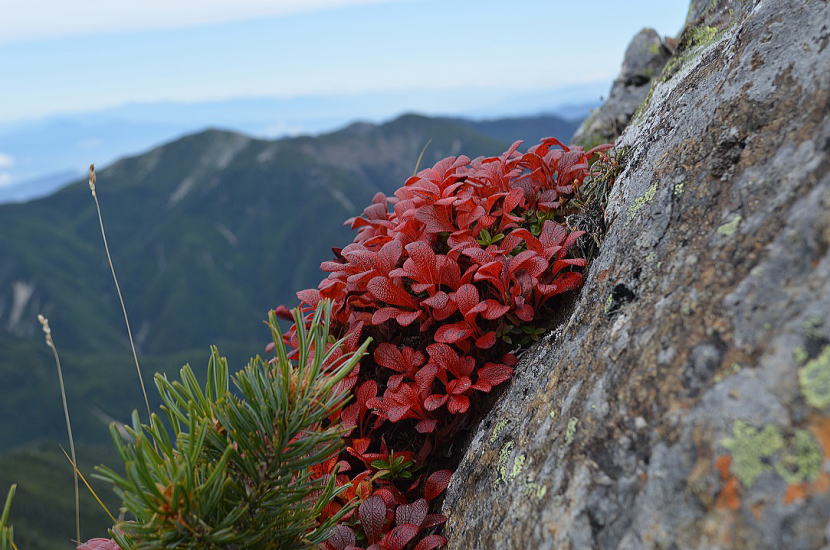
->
812;471;830;493
715;455;741;510
783;483;809;504
717;478;741;510
715;454;732;478
807;417;830;497
808;416;830;457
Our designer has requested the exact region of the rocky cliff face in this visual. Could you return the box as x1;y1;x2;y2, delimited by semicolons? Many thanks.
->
571;28;672;148
442;0;830;548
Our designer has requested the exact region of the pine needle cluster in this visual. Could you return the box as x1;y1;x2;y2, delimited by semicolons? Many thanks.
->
95;301;369;550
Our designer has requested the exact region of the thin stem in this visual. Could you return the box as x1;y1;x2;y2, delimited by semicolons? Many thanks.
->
60;447;117;524
88;165;152;419
37;316;80;544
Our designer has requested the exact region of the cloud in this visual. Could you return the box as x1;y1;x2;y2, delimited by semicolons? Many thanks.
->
0;173;12;187
0;153;13;168
0;0;396;43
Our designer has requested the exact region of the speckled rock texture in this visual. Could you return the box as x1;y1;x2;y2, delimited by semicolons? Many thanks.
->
442;1;830;548
571;28;672;148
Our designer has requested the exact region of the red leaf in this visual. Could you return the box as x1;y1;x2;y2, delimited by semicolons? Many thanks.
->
413;535;448;550
481;300;510;320
424;470;452;501
396;310;421;326
383;524;420;550
387;404;412;422
415;204;455;234
414;363;438;394
515;303;534;321
424;394;448;411
395;498;428;527
296;288;320;306
359;495;388;544
447;377;471;395
447;394;470;414
357;380;378;405
372;307;400;325
326;525;356;550
475;363;514;391
405;241;439;283
375;344;404;371
452;283;480;314
367;276;417;308
422;291;449;309
475;331;497;349
421;514;448;528
434;322;473;344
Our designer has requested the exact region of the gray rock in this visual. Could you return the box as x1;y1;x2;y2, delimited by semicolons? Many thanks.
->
443;0;830;548
571;28;671;147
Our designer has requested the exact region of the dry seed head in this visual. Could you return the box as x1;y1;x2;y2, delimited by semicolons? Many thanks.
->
37;313;53;346
88;163;96;196
37;313;50;334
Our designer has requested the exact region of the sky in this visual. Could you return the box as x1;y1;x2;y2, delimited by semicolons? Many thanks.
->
0;0;690;123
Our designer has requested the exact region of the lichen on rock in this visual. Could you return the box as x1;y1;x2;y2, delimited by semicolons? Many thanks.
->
799;346;830;409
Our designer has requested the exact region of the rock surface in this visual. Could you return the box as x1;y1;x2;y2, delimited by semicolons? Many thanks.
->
571;28;672;148
443;0;830;548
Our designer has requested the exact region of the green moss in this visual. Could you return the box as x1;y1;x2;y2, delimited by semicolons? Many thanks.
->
659;24;721;83
799;346;830;408
775;429;822;484
673;182;684;196
626;181;658;224
717;214;742;236
689;25;718;48
722;421;784;486
794;347;809;365
565;417;579;446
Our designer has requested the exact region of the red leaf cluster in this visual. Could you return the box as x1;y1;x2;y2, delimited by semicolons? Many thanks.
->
282;138;611;549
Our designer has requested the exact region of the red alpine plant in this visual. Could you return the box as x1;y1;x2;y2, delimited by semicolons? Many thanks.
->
274;138;611;548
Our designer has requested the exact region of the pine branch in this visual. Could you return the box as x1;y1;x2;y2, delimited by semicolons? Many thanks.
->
94;300;369;550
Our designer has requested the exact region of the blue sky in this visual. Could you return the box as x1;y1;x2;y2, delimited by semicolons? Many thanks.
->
0;0;689;123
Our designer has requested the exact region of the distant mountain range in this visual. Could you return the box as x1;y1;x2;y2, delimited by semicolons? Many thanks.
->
0;86;603;203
